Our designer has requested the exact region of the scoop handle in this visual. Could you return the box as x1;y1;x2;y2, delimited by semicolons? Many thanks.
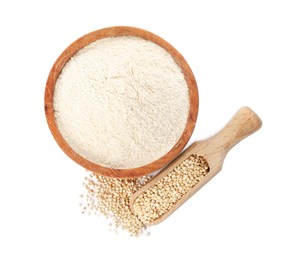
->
210;106;262;153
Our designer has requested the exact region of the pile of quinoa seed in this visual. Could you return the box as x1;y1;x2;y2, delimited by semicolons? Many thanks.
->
133;154;210;224
82;154;210;236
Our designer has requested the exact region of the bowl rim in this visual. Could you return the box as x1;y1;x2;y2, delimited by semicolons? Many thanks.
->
44;26;199;178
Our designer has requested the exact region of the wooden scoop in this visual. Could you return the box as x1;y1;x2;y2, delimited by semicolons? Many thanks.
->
130;106;262;225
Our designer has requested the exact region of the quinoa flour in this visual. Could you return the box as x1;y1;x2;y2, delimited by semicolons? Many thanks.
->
54;36;189;169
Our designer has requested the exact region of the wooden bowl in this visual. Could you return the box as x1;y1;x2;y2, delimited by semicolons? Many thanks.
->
44;26;198;178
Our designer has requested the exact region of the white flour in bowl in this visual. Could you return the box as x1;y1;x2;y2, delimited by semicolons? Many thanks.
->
53;36;189;169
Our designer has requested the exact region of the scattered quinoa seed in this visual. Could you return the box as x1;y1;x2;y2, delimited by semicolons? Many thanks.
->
82;172;152;236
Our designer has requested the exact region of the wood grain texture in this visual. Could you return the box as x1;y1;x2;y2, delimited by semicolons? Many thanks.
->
130;107;262;225
44;26;199;178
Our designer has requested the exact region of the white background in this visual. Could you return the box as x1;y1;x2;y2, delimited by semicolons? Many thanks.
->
1;0;292;259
